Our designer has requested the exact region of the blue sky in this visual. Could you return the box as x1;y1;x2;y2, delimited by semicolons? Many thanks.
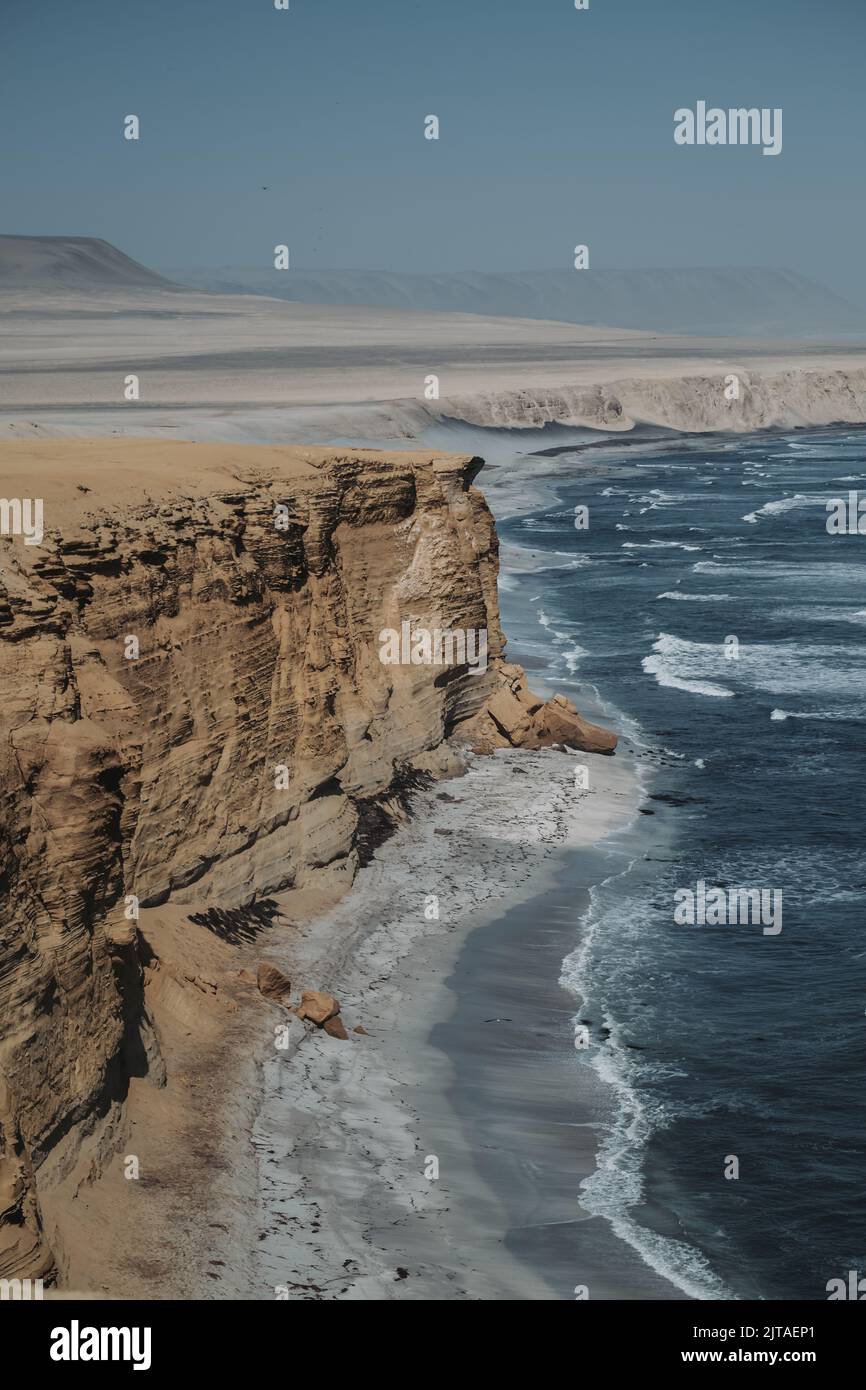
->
2;0;864;299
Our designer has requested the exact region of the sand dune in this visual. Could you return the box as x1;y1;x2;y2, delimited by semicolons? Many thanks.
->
161;264;866;340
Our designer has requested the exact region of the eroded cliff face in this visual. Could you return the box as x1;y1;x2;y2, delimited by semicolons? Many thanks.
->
0;440;613;1286
440;366;866;434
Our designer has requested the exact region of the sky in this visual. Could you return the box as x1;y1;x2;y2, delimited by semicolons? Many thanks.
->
2;0;865;301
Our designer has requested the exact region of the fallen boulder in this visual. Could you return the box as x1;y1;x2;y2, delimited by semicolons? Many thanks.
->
295;989;340;1025
523;693;617;754
484;686;533;745
460;664;616;754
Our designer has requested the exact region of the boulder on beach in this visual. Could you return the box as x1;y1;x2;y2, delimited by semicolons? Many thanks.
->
295;989;340;1025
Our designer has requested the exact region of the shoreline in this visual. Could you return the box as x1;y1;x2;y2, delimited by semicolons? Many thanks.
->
431;831;692;1300
25;415;860;1298
248;420;739;1302
253;743;666;1299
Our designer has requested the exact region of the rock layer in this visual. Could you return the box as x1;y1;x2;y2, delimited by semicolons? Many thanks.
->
0;439;614;1285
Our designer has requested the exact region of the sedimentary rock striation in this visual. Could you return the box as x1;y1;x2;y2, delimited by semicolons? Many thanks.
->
0;440;613;1285
440;366;866;435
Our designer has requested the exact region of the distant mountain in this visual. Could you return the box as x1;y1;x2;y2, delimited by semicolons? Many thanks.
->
0;236;180;291
4;238;862;340
161;264;866;339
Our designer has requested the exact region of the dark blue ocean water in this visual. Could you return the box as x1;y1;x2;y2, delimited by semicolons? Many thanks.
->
498;427;866;1300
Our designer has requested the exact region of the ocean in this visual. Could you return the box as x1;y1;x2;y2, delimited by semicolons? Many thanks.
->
492;425;866;1300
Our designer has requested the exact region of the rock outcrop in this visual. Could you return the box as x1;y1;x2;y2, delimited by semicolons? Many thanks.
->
0;439;614;1285
256;962;293;1004
460;663;617;754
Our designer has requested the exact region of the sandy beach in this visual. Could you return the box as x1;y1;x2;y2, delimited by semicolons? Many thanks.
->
251;740;683;1299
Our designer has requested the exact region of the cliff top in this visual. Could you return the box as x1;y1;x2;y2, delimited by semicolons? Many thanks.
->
0;439;480;517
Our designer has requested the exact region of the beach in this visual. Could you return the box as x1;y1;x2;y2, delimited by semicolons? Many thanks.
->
252;739;682;1299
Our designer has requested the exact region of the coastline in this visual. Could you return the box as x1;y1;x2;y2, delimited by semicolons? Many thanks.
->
253;743;669;1299
247;430;657;1300
430;833;691;1300
16;408;864;1299
247;423;731;1302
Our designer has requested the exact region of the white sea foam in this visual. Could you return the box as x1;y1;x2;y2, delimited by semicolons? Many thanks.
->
693;558;866;584
742;493;825;524
622;540;702;552
642;635;734;698
656;591;731;602
630;490;696;506
772;605;866;627
771;707;857;722
645;632;866;700
563;644;588;673
560;881;736;1302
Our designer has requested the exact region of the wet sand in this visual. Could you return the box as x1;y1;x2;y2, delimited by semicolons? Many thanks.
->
430;836;689;1299
251;731;685;1299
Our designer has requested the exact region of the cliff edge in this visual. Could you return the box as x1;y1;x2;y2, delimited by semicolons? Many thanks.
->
0;440;613;1289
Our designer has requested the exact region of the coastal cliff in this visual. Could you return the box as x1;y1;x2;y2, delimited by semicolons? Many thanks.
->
439;366;866;435
0;440;613;1289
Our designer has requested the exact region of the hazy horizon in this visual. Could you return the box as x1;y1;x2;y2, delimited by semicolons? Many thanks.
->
3;0;865;303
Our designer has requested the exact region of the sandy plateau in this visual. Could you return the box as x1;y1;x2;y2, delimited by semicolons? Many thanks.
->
4;279;866;443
